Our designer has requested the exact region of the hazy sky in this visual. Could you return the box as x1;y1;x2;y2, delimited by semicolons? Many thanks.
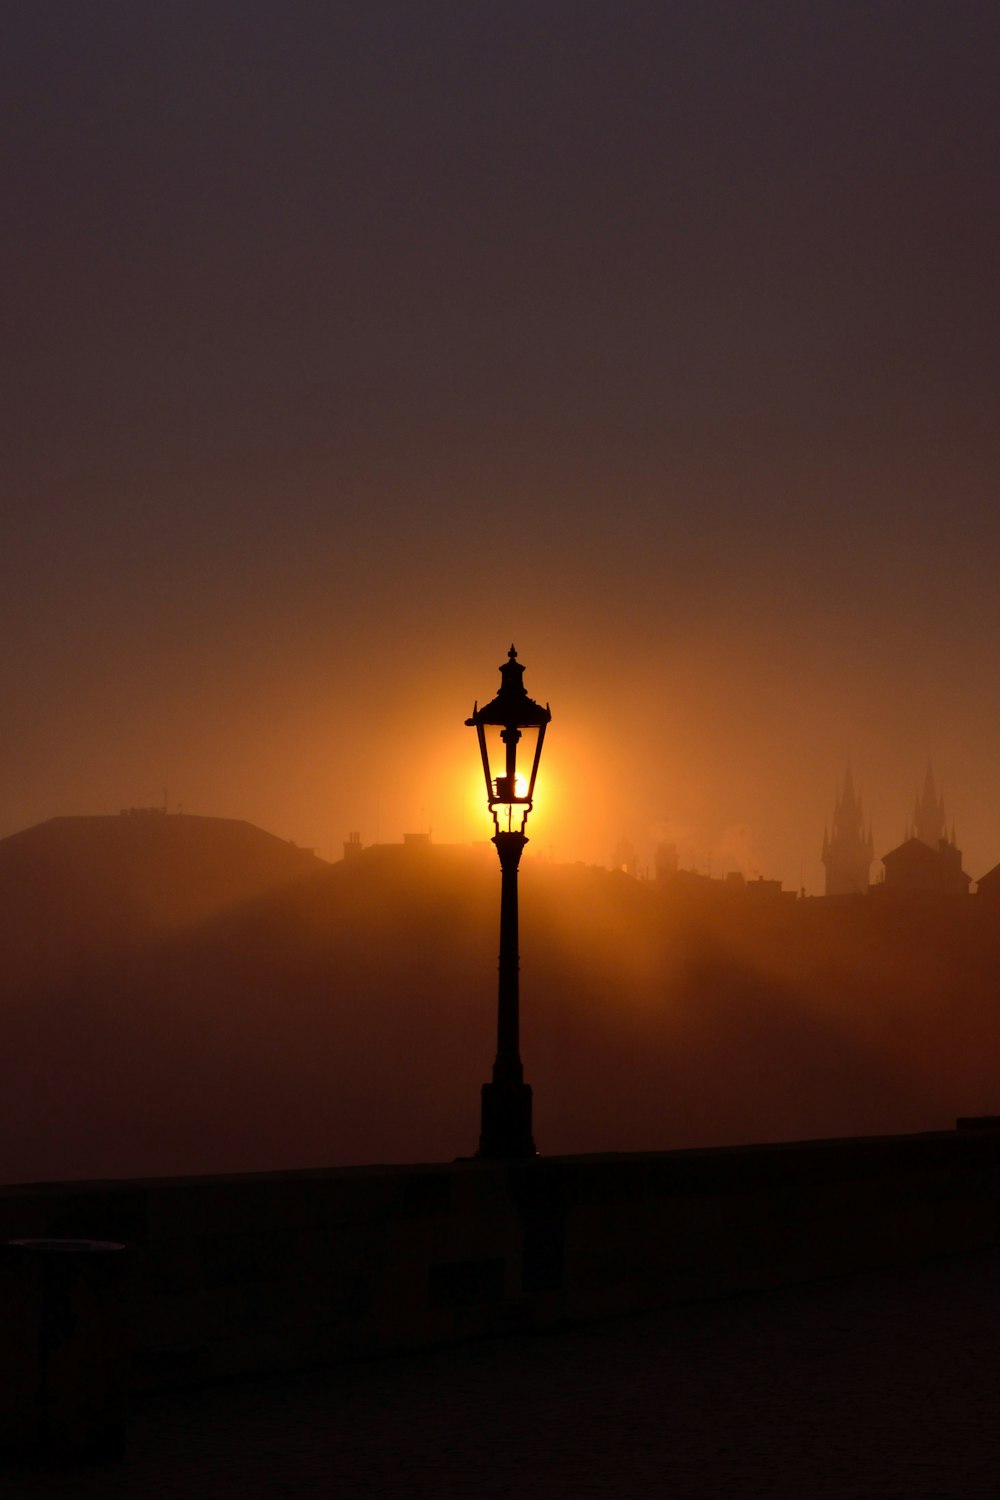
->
4;1;999;888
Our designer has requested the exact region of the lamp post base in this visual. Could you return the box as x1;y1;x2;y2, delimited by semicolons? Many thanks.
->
478;1080;536;1160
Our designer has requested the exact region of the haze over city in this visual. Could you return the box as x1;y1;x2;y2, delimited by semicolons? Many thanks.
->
4;2;999;889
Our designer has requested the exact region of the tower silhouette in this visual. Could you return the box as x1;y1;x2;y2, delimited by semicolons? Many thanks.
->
879;763;969;895
909;763;948;848
821;767;874;895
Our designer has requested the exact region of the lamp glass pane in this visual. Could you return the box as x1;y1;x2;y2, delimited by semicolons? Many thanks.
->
482;723;539;803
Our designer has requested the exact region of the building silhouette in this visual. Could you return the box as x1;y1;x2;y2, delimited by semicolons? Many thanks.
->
821;767;874;895
975;862;1000;900
878;766;970;896
612;833;638;878
881;836;971;896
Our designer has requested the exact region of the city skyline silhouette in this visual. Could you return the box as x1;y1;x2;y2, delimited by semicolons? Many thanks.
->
4;801;1000;1187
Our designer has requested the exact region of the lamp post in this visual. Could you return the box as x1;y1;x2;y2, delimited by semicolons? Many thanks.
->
466;645;551;1159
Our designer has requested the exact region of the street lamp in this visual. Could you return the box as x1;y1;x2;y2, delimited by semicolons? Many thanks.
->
466;645;551;1159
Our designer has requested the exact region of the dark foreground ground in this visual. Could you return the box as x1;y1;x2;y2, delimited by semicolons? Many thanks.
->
8;1247;1000;1499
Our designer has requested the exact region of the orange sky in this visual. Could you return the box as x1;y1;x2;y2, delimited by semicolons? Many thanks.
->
3;3;1000;892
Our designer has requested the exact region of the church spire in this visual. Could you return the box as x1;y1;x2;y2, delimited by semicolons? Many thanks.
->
910;761;948;848
840;762;859;814
822;766;874;895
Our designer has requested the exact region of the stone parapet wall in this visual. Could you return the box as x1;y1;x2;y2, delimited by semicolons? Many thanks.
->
2;1130;999;1391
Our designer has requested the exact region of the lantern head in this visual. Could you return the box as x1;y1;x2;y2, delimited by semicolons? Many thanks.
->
466;645;551;834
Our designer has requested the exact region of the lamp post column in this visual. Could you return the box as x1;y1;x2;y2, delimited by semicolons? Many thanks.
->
479;829;536;1159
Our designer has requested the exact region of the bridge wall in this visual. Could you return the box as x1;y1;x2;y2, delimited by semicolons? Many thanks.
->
2;1128;998;1391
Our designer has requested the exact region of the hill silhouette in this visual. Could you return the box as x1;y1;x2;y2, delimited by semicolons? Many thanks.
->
2;828;999;1184
0;812;324;990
